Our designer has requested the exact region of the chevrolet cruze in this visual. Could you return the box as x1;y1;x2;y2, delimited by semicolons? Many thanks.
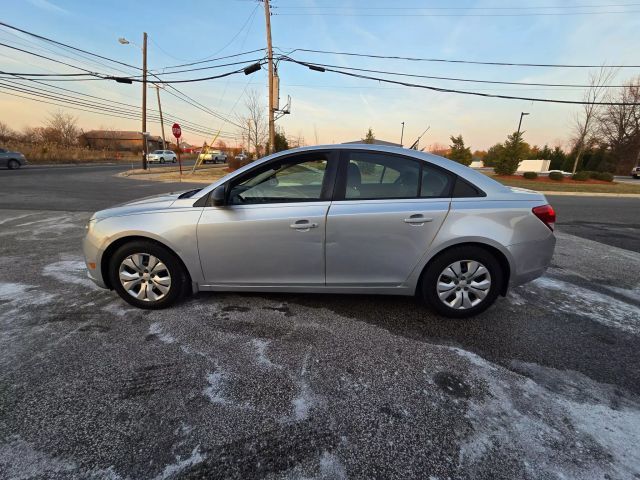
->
83;145;556;318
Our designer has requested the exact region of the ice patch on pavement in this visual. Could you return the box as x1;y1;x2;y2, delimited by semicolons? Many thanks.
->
203;371;228;405
0;282;56;321
318;451;347;479
153;446;204;480
452;348;640;480
149;322;176;344
252;338;280;369
528;276;640;335
103;301;136;318
0;436;76;479
42;259;100;290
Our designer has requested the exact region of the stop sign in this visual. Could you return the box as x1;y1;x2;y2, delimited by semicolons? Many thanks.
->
172;123;181;138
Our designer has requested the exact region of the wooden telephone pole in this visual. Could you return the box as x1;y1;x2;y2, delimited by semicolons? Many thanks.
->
142;32;148;169
263;0;275;154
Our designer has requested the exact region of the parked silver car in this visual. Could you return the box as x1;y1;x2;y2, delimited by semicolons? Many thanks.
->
0;148;27;169
83;145;556;318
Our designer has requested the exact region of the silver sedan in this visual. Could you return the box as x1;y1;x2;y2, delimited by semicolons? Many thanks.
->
83;144;556;318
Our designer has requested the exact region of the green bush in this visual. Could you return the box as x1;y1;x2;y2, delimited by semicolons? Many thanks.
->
572;171;590;181
592;171;614;182
548;171;565;181
523;171;538;179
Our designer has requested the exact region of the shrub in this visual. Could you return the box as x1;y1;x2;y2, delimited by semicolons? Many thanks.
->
592;171;614;182
572;171;590;181
523;171;538;179
548;171;564;181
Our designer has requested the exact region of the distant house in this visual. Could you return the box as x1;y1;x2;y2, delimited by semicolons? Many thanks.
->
342;139;403;147
78;130;163;151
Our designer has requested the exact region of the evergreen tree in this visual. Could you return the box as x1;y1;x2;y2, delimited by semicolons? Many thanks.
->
446;135;473;166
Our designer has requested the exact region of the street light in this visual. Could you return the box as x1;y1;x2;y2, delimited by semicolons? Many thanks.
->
118;33;148;170
400;121;405;147
517;112;530;135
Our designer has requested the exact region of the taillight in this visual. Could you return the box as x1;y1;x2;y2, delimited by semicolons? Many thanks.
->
532;204;556;231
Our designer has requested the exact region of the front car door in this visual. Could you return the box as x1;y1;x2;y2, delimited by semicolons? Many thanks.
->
197;150;338;287
325;150;453;287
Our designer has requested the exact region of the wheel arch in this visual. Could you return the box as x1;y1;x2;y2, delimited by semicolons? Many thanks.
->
100;235;192;290
415;241;512;297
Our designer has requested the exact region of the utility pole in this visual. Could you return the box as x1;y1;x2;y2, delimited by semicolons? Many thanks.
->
263;0;275;154
400;121;405;146
142;32;148;170
155;84;166;149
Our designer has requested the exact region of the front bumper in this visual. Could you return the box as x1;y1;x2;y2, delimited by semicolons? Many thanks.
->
507;233;556;288
83;222;108;289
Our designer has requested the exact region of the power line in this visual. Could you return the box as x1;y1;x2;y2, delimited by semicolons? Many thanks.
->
0;42;109;76
152;48;266;71
273;10;640;17
278;56;628;88
272;2;640;9
286;58;640;106
276;47;640;68
0;21;140;70
151;4;261;69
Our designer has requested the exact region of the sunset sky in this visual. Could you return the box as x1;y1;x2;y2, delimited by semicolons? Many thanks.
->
1;0;639;151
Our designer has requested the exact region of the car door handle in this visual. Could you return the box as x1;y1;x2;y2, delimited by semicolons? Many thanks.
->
403;215;433;224
290;221;318;230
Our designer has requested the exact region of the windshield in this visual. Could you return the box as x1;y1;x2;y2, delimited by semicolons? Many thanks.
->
152;150;163;154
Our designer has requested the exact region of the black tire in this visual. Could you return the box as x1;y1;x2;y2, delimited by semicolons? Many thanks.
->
108;240;187;310
7;159;20;170
160;158;165;164
421;246;503;318
172;158;176;163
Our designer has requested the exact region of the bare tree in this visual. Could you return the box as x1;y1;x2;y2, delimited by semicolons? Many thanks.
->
0;121;15;141
597;77;640;172
43;110;80;146
570;67;617;173
236;90;268;157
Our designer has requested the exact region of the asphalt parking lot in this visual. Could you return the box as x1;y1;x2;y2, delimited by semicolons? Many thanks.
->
1;166;639;479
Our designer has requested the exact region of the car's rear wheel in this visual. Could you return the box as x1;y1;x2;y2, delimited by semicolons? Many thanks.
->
421;246;503;318
109;240;187;309
7;159;20;170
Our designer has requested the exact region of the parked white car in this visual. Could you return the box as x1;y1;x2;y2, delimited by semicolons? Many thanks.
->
198;150;227;164
147;150;177;164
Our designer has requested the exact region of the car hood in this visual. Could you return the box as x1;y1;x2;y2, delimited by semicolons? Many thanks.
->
92;192;185;220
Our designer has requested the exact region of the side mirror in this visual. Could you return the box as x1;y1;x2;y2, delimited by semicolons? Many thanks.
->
210;184;226;207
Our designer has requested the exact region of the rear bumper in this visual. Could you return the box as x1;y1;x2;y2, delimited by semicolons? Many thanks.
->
507;233;556;288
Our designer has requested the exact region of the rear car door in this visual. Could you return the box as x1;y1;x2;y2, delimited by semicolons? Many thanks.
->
325;150;452;287
197;150;338;286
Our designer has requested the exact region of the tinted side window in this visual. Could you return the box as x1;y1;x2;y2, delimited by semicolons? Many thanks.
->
229;153;329;204
421;164;453;198
344;152;420;199
452;177;485;197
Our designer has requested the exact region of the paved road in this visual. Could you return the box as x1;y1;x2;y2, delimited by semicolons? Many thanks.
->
1;166;639;479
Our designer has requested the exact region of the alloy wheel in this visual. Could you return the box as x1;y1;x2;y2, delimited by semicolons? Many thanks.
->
436;260;492;310
118;253;171;302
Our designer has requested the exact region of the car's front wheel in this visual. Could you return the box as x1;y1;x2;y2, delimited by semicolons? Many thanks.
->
421;246;502;318
109;240;187;309
7;159;20;170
